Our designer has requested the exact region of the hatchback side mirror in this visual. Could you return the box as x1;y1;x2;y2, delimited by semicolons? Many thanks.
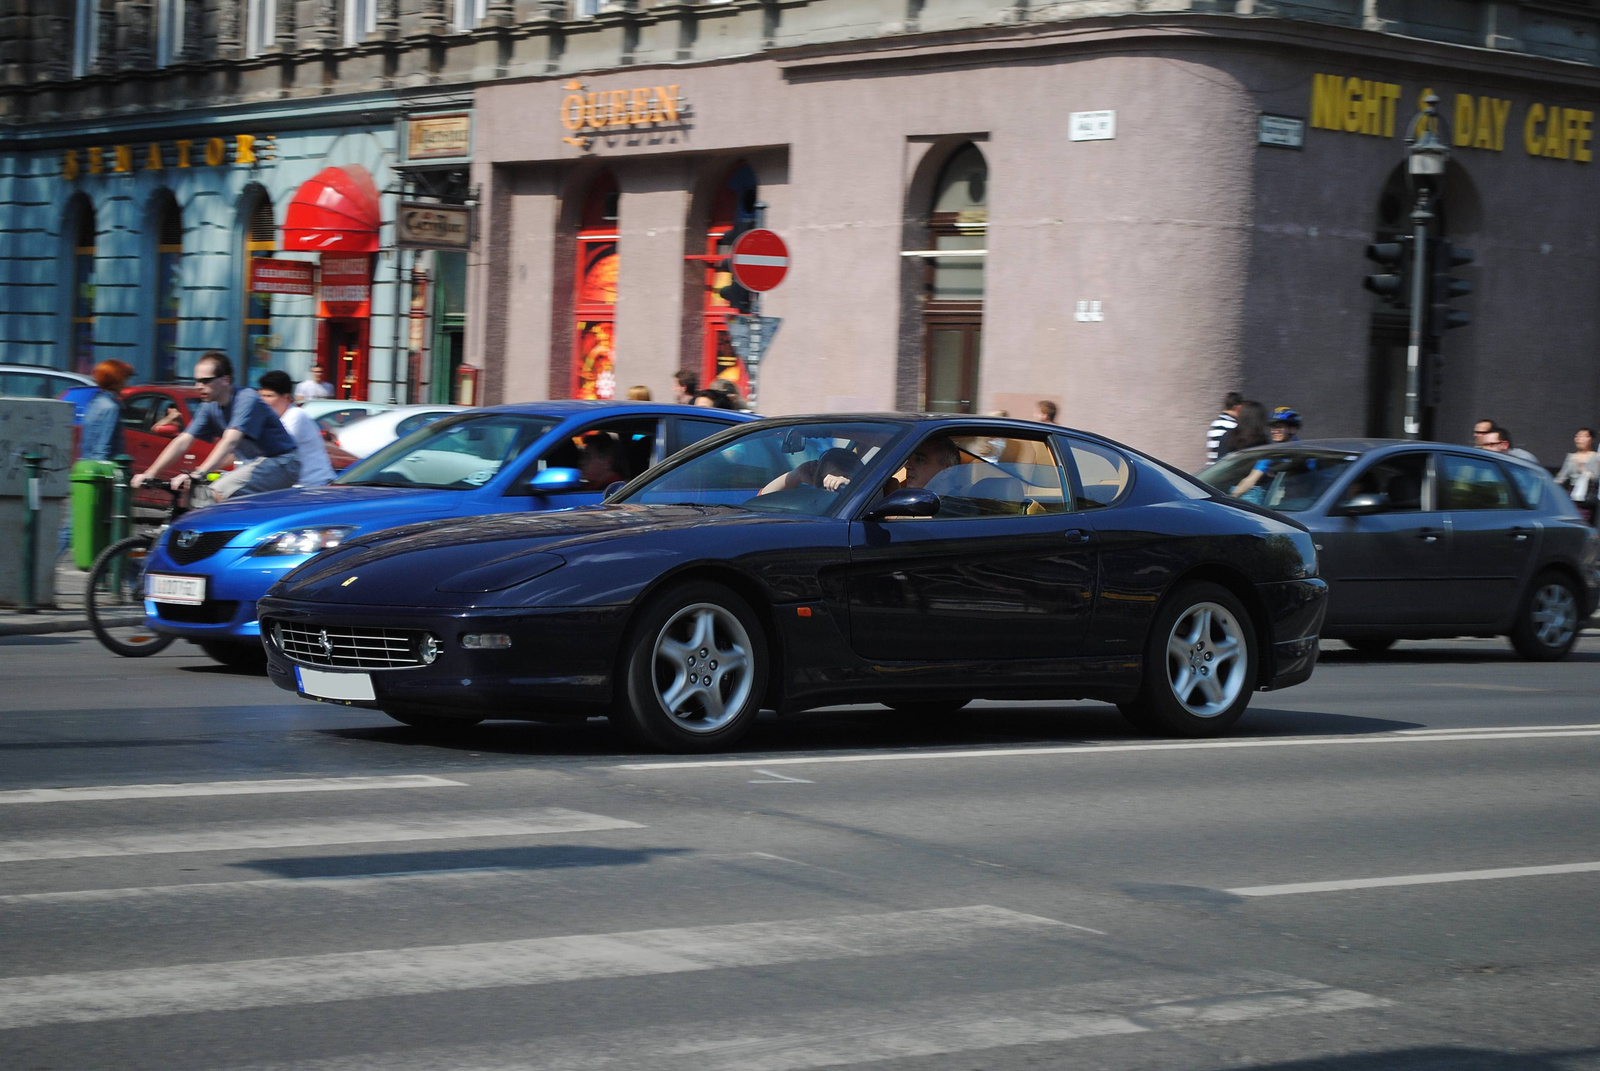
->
529;467;582;494
865;487;940;521
1336;492;1390;516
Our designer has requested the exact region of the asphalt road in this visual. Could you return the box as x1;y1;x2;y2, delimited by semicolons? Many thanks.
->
1;631;1598;1071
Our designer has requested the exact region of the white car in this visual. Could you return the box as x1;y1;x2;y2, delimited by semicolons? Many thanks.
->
297;399;394;434
0;363;95;399
333;404;473;458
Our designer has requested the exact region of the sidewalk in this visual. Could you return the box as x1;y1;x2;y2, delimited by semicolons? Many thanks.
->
0;558;141;637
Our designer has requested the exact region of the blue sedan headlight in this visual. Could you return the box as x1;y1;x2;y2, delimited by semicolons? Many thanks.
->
252;526;357;557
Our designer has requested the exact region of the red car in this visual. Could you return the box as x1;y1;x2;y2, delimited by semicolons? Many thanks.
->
119;384;356;510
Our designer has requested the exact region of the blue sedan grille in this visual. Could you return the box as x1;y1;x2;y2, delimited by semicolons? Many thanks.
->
167;529;243;566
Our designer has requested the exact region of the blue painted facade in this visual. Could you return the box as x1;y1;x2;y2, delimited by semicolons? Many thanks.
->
0;99;406;398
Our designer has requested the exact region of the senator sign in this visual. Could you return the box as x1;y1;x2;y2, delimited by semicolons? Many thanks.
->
397;202;472;251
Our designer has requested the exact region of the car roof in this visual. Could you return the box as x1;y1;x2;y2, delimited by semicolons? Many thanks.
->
0;364;95;382
474;400;758;418
1226;437;1540;464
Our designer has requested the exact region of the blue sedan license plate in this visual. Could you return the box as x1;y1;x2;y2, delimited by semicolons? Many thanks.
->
296;666;375;702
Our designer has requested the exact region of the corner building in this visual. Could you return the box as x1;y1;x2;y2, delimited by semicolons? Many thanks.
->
470;0;1600;465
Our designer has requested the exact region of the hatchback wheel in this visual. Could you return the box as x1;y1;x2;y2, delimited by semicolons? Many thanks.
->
617;582;768;752
1510;571;1580;662
1121;582;1256;737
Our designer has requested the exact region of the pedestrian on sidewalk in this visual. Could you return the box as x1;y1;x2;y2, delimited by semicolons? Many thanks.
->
1036;400;1058;424
1207;391;1243;462
1472;418;1496;448
294;362;334;402
1269;406;1302;443
1483;426;1539;466
59;359;134;556
256;370;335;487
674;371;699;406
132;351;299;504
1555;427;1599;525
1216;400;1267;459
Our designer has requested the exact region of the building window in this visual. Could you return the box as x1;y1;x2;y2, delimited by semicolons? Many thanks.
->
155;0;185;67
153;192;183;383
345;0;376;45
66;196;96;375
242;190;276;375
572;172;619;400
573;0;602;16
73;0;98;77
700;163;758;397
921;144;987;413
454;0;488;31
246;0;277;55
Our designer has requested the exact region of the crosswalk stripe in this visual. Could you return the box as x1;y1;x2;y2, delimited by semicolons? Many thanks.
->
0;905;1070;1031
0;808;642;863
0;775;465;805
238;972;1387;1071
1229;860;1600;897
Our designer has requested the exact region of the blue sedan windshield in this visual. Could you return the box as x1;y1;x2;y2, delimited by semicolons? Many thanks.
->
336;413;557;490
622;421;904;515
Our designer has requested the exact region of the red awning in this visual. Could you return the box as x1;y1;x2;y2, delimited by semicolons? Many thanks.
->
282;165;381;254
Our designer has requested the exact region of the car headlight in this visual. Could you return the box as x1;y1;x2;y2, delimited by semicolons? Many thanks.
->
251;526;357;557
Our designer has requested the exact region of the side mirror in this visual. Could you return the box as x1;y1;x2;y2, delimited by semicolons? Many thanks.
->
529;466;582;494
1336;492;1390;516
865;487;940;521
602;480;627;501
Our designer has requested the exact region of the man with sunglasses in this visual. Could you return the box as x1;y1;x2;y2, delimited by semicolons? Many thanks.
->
132;351;299;503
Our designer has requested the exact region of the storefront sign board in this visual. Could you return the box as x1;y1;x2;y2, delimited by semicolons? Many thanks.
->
405;114;472;162
1258;115;1305;148
248;258;316;295
397;202;473;250
319;255;373;318
1069;111;1116;141
61;135;275;181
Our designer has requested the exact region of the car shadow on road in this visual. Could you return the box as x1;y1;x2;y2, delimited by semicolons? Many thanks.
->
321;701;1417;760
1318;643;1600;665
1207;1047;1599;1070
232;844;689;881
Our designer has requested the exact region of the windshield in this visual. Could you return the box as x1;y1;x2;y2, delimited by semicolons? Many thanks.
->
1198;448;1358;512
619;420;905;515
336;413;557;490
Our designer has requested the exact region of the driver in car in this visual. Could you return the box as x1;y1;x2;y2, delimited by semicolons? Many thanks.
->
759;447;865;495
577;432;628;491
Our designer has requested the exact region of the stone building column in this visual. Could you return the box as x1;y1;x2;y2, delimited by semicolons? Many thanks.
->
181;0;204;61
377;0;400;41
277;0;298;51
314;0;339;48
121;1;153;69
419;0;446;33
216;0;243;58
94;0;117;73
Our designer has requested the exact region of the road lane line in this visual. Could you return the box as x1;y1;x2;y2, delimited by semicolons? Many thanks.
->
1394;723;1600;735
236;972;1386;1070
0;905;1073;1030
0;808;643;863
0;775;465;805
1229;861;1600;897
615;728;1600;770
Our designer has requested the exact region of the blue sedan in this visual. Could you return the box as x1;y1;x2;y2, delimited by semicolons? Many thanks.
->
141;402;754;666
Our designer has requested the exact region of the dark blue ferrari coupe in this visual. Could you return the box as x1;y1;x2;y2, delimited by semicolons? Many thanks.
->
260;415;1328;750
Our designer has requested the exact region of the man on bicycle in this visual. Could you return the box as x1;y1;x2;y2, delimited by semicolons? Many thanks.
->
132;351;299;503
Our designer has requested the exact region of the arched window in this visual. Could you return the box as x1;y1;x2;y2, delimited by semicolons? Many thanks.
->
572;172;619;399
241;188;275;375
65;195;96;375
921;144;987;413
699;163;758;395
152;192;183;382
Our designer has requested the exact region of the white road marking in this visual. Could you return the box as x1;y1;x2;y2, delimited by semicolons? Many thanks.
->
0;775;465;805
0;808;642;863
1395;723;1600;735
748;769;814;783
616;727;1600;771
1229;861;1600;897
238;972;1386;1070
0;905;1073;1030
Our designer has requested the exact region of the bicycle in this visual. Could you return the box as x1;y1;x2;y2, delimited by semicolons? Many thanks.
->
85;477;189;658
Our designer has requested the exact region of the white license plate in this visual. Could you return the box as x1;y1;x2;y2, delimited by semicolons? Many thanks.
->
146;573;206;605
296;666;376;702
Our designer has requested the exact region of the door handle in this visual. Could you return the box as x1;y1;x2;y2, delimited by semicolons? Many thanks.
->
1417;528;1440;543
1509;529;1529;542
1064;529;1091;544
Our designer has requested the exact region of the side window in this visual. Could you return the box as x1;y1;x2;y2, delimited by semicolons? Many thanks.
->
1506;463;1549;509
395;411;449;438
1439;454;1514;510
122;393;164;430
674;417;735;453
528;418;661;492
915;433;1068;518
1340;453;1427;512
1063;437;1131;509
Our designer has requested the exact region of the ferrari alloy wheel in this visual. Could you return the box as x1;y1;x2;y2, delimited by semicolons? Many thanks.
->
1510;571;1580;662
1120;582;1256;737
619;582;768;752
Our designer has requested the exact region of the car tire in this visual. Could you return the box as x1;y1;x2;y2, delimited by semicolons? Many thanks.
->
383;706;485;734
1509;571;1581;662
885;699;971;718
617;581;769;753
1344;636;1397;655
1121;581;1258;738
197;640;268;672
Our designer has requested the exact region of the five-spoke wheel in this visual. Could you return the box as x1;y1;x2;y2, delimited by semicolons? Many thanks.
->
1510;571;1580;662
1120;582;1257;737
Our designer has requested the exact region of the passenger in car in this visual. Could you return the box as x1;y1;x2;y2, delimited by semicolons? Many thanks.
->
577;432;628;490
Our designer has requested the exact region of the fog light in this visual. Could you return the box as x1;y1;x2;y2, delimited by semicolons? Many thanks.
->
461;633;512;650
420;634;442;665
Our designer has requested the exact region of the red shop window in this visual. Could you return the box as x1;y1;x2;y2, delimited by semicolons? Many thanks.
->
573;172;619;400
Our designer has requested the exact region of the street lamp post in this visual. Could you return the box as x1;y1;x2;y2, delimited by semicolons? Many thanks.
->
1403;94;1449;439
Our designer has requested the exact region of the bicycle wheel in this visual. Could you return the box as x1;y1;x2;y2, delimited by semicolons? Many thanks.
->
86;535;176;657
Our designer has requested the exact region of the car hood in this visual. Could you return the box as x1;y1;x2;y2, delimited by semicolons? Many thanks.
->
271;504;787;605
174;484;464;539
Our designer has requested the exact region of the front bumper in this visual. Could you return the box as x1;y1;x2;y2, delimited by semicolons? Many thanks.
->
1255;577;1328;691
143;541;315;640
258;597;626;716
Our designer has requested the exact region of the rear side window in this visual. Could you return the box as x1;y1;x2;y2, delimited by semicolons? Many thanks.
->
1506;463;1561;511
674;417;736;453
1062;437;1131;509
395;411;449;437
1438;454;1514;510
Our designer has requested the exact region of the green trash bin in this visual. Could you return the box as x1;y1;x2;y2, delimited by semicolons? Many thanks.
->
70;459;120;571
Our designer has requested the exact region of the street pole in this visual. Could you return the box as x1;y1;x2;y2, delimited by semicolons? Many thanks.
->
1404;190;1431;439
18;452;42;614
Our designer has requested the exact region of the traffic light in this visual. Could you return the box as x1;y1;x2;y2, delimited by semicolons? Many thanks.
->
1363;238;1412;308
1426;239;1474;340
718;281;754;314
1419;348;1445;408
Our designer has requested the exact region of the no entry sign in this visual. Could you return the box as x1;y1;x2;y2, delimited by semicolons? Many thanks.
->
729;229;790;292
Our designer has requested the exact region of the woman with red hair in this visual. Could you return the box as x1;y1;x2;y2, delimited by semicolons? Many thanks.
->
82;359;134;461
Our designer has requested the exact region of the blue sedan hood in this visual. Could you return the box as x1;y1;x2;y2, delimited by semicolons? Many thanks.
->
175;484;465;538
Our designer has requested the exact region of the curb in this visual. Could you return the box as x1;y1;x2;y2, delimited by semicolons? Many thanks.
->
0;614;142;638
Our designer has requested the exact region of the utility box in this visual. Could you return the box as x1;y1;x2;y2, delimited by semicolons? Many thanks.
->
0;398;73;608
70;459;121;571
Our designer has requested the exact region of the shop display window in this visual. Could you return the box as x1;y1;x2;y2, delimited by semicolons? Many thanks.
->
573;171;619;400
700;163;758;396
